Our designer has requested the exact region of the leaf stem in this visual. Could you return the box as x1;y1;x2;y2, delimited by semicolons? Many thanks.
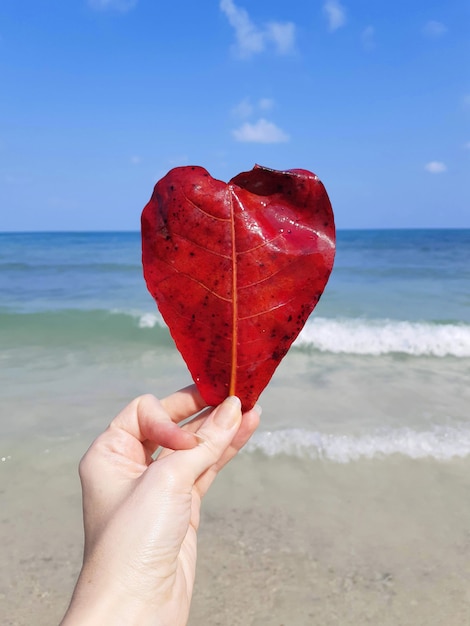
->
229;187;238;397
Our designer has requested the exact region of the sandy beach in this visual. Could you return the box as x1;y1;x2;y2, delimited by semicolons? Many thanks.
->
3;421;470;626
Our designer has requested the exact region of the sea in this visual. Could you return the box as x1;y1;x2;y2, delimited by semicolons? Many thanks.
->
1;229;469;458
2;229;470;625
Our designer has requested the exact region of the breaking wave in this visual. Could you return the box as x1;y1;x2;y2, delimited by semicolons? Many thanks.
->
245;426;470;463
295;317;470;357
138;312;470;358
2;309;469;358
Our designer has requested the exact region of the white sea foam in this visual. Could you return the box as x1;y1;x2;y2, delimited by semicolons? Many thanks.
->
126;310;470;357
295;318;470;357
245;426;470;463
137;312;166;329
108;309;166;330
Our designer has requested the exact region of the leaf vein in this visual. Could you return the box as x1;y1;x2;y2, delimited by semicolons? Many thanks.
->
238;296;297;320
182;190;231;222
157;266;232;303
238;257;305;290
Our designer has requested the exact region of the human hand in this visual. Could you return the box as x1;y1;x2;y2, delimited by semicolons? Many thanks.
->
60;385;260;626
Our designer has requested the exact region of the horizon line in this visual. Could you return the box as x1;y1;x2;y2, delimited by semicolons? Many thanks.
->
1;226;469;235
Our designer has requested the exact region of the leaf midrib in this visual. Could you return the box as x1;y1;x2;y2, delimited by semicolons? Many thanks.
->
229;186;238;396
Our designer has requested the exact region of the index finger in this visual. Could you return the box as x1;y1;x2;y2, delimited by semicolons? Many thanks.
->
108;386;206;452
160;384;208;422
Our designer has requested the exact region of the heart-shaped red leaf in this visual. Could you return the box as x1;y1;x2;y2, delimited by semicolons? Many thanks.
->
141;165;335;410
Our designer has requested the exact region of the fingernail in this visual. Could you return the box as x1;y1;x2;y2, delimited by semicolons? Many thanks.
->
254;403;263;417
213;396;241;429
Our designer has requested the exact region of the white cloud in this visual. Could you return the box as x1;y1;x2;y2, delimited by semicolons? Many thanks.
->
425;161;447;174
232;118;290;143
361;25;375;51
464;141;470;150
423;20;448;38
258;97;274;111
3;171;33;185
232;97;254;118
130;155;141;164
323;0;346;32
265;21;296;55
232;97;274;118
88;0;137;11
167;155;189;166
219;0;263;57
463;94;470;108
220;0;295;58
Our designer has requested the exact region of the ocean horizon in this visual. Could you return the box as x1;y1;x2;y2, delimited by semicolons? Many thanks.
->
2;226;469;233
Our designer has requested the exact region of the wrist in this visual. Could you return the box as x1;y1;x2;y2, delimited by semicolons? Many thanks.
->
61;573;164;626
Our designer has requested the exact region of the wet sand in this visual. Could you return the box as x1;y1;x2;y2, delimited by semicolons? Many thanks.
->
3;435;470;626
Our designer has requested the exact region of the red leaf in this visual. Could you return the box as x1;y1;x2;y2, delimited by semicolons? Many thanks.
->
141;165;335;411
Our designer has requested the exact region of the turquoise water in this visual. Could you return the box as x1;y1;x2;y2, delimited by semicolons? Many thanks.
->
1;230;469;459
1;229;469;322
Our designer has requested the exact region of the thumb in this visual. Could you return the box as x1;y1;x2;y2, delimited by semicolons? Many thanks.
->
166;396;243;485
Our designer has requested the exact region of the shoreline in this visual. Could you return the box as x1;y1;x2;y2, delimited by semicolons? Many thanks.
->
3;438;470;625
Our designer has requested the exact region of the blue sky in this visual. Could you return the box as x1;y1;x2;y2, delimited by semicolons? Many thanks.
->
0;0;469;230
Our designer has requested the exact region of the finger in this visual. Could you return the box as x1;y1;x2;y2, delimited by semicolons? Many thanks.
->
193;406;260;498
156;406;213;461
214;405;260;468
159;396;243;485
110;393;198;450
178;404;259;458
160;384;208;422
158;402;260;462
